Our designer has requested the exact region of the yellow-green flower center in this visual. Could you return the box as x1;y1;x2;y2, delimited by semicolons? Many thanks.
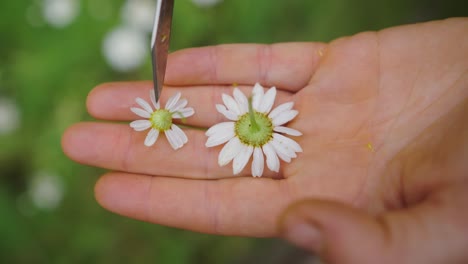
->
235;112;273;147
150;109;172;131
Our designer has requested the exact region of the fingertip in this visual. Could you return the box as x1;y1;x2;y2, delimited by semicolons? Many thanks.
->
280;199;386;262
62;122;127;165
278;199;332;238
94;173;111;209
62;122;90;162
94;173;120;212
86;82;113;119
86;81;154;120
61;124;74;155
94;173;151;219
279;199;374;236
86;83;101;118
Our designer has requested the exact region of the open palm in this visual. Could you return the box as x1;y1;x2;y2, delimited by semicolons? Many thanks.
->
63;18;467;238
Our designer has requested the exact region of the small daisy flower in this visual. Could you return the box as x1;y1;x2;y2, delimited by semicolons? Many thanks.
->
205;83;303;177
130;90;194;150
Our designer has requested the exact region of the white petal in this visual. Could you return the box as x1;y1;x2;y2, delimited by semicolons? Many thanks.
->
233;144;253;175
171;124;188;144
273;126;302;136
131;107;151;118
252;83;264;111
169;99;188;113
206;132;235;148
150;90;160;109
222;94;240;115
277;140;298;158
269;102;294;119
252;147;265;177
233;88;248;114
205;122;235;137
144;129;159;147
258;87;276;113
273;133;303;153
165;128;183;150
272;110;299;126
271;139;293;162
173;108;195;119
216;104;238;121
136;97;153;113
130;120;152;131
263;143;280;173
165;92;181;110
205;122;235;147
218;137;243;166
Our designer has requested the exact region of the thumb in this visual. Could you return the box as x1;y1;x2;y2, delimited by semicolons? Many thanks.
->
279;199;388;264
279;187;468;264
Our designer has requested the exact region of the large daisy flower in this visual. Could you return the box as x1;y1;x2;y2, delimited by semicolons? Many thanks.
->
205;83;302;177
130;90;194;150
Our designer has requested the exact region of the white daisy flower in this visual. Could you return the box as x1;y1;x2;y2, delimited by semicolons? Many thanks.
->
205;83;303;177
130;90;195;150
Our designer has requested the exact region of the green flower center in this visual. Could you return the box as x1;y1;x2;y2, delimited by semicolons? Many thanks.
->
235;112;273;147
150;109;172;131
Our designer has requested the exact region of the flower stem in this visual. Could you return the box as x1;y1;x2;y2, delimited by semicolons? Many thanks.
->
248;97;260;132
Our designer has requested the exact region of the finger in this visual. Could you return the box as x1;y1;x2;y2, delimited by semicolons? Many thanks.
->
87;82;294;127
62;122;280;179
280;200;391;263
165;43;326;92
95;172;289;237
280;184;468;264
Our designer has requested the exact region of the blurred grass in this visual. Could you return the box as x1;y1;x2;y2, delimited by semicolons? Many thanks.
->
0;0;465;263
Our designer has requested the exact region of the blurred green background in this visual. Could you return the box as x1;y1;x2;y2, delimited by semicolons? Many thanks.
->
0;0;465;263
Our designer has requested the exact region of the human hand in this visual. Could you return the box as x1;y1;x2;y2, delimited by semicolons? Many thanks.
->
62;18;468;263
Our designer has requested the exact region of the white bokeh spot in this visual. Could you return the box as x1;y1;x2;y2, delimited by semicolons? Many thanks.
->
28;171;65;211
121;0;156;33
42;0;80;28
191;0;223;8
0;97;21;135
102;26;148;72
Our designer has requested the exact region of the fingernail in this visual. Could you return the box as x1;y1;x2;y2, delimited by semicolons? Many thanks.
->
283;215;323;252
